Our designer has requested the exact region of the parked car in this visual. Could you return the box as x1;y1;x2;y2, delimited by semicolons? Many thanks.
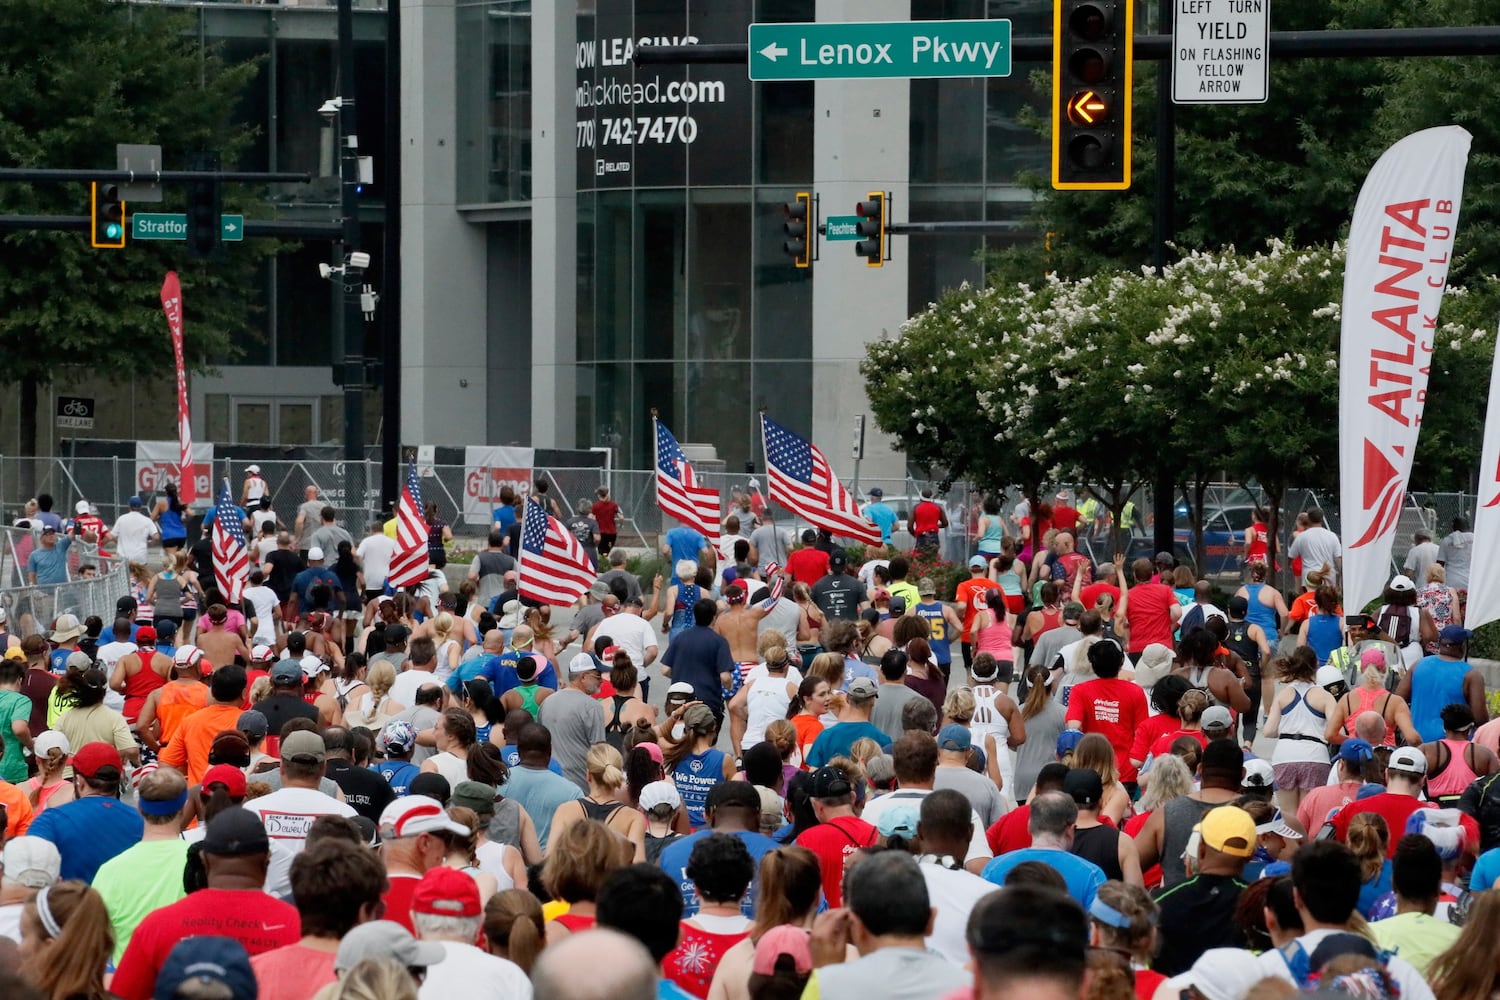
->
1128;504;1286;582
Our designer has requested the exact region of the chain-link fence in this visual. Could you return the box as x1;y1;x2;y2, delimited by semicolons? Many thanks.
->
0;526;130;638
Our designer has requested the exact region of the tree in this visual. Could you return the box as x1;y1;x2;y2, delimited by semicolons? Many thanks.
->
0;0;272;460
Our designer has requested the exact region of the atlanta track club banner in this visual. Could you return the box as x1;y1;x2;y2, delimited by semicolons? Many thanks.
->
1339;126;1471;615
1467;322;1500;629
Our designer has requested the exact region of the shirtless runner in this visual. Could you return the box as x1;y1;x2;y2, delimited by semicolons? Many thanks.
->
714;582;770;690
195;613;251;672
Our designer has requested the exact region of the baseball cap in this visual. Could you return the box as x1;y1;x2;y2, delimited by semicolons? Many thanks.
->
281;730;326;763
301;654;329;678
1315;664;1346;688
128;496;143;508
334;921;445;973
32;731;69;760
1201;706;1233;732
450;780;497;815
588;580;611;600
307;546;324;561
1064;767;1104;807
1154;551;1175;565
847;676;879;702
381;719;417;754
1159;949;1267;1000
202;764;248;798
810;766;853;799
246;464;261;474
1440;624;1472;645
201;807;270;856
801;529;817;544
383;623;411;645
74;500;90;514
135;625;157;645
1338;738;1375;766
1227;595;1249;617
413;867;483;918
1062;601;1086;621
270;658;301;684
73;742;123;778
250;644;275;663
918;577;937;596
1389;574;1416;593
1255;809;1303;840
39;524;56;534
153;936;257;1000
637;740;664;765
50;614;84;643
1056;729;1085;756
937;723;972;752
968;555;988;570
236;710;269;739
639;780;682;812
2;648;22;663
1241;758;1275;790
667;681;695;696
1359;648;1387;669
1;836;60;889
64;650;93;672
497;601;525;628
682;703;716;731
828;549;848;569
409;773;451;804
874;802;920;840
379;795;468;839
569;652;601;675
868;487;883;497
1197;805;1256;858
753;924;813;977
173;645;206;670
1389;746;1428;775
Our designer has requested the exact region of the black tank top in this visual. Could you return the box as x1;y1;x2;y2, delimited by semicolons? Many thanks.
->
1224;620;1260;672
581;798;624;823
604;695;631;750
1070;824;1124;881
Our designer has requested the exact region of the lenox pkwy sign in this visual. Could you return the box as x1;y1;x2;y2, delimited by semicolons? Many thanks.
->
749;20;1013;81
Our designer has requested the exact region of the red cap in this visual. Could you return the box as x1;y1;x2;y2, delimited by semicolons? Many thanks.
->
73;742;124;778
201;764;248;798
135;625;158;645
411;866;482;918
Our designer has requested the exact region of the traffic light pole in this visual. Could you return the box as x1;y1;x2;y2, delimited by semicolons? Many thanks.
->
336;0;365;467
1152;0;1176;558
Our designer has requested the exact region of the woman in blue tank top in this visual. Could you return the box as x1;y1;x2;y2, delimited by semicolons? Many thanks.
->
665;704;733;828
1299;585;1345;665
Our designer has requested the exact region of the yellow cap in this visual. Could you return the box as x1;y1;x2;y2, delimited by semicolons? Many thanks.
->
1197;806;1256;858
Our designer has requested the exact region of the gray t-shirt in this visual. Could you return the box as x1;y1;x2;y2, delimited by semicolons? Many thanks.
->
933;763;1006;829
256;772;342;799
501;764;583;850
757;597;802;644
813;947;969;1000
869;683;926;743
309;523;353;559
599;568;641;603
751;523;787;572
1289;525;1342;583
295;501;325;549
536;688;606;791
1439;530;1474;590
1403;540;1441;583
573;603;606;641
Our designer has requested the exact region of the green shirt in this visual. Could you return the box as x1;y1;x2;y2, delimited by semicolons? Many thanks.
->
93;838;190;962
0;689;30;783
1371;911;1462;976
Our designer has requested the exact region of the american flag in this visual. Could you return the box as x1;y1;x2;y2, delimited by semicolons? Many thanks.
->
654;417;721;538
387;459;430;589
519;497;595;606
758;562;785;610
210;479;249;603
760;414;880;546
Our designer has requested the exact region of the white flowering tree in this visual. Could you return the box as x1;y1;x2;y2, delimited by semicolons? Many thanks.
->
866;242;1499;565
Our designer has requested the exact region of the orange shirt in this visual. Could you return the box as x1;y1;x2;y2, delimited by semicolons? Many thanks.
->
159;703;243;786
955;577;991;643
157;682;211;751
0;779;34;838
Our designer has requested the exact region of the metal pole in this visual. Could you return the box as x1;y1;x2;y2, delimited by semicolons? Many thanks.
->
337;0;364;472
1152;0;1178;561
380;0;402;509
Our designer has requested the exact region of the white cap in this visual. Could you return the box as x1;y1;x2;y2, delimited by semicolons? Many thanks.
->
1389;746;1428;775
1201;706;1233;732
302;654;330;677
173;645;206;669
667;681;695;695
32;731;70;759
1242;758;1275;790
1;837;61;889
378;795;468;839
1390;574;1416;592
639;780;682;812
569;652;600;675
74;500;90;514
246;465;261;474
1316;664;1346;688
1159;949;1270;1000
307;547;324;561
251;644;275;662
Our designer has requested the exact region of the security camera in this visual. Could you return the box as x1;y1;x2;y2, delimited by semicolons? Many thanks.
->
348;251;371;269
361;285;379;319
319;98;342;118
318;262;334;280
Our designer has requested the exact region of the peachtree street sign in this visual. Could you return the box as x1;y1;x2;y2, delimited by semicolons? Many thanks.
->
749;19;1012;81
132;213;246;242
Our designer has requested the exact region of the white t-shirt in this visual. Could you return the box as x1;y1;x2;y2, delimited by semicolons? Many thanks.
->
95;640;138;673
859;559;891;593
255;536;279;561
357;534;399;588
474;840;517;891
1257;929;1435;1000
244;585;280;645
110;511;159;562
1289;526;1342;582
248;786;357;857
419;941;533;1000
390;668;440;710
594;611;658;668
713;534;739;588
859;789;991;867
919;861;999;966
0;901;21;943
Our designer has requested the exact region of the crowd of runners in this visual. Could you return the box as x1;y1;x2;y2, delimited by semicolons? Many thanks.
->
0;479;1495;1000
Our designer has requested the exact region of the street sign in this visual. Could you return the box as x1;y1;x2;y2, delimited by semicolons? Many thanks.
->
56;395;94;430
749;19;1012;81
117;144;163;203
824;215;863;241
1172;0;1270;104
131;213;245;242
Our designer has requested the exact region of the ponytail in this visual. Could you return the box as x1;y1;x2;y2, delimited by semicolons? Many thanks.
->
1021;665;1051;720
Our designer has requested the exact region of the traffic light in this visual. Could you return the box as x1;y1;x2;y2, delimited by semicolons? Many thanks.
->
1052;0;1133;191
90;182;125;249
855;193;885;267
185;152;222;260
783;192;811;268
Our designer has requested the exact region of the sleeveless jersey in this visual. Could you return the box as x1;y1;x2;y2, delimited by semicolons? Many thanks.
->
914;600;953;664
1223;620;1260;674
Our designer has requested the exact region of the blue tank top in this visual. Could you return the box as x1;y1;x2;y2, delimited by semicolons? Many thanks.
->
160;507;186;540
1243;583;1279;636
1307;613;1343;665
977;517;1006;554
671;747;727;829
670;583;700;639
915;600;952;663
474;721;492;745
1411;657;1470;742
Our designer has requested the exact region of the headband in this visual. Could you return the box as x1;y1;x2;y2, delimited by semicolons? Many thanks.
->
36;886;63;939
140;789;190;817
1088;897;1136;929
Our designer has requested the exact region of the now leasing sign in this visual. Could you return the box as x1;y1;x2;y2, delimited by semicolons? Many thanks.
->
749;20;1012;81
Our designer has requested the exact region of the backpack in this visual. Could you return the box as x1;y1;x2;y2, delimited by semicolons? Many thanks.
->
1375;606;1419;649
1276;937;1400;994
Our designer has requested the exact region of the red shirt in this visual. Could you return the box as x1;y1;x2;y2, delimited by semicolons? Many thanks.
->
1147;728;1209;759
1065;677;1150;782
796;815;878;908
665;922;751;997
112;888;301;1000
911;501;944;535
1129;714;1180;766
786;547;830;585
1080;583;1121;612
1053;506;1081;531
591;500;619;535
987;804;1032;856
381;873;422;931
250;943;338;1000
1330;793;1479;857
1122;583;1177;653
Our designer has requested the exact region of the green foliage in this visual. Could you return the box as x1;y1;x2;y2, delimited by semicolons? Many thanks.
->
0;0;274;393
